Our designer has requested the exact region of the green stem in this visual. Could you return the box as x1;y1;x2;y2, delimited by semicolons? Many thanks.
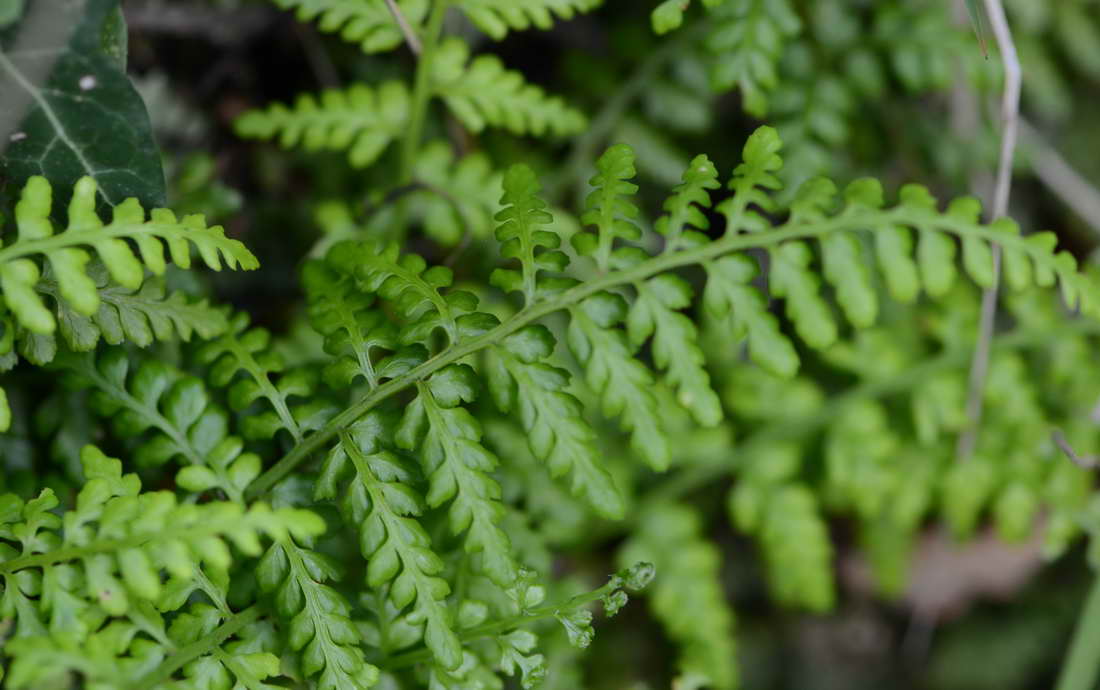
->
1057;570;1100;690
0;222;251;266
382;578;618;670
399;0;448;183
130;605;262;690
244;209;1077;500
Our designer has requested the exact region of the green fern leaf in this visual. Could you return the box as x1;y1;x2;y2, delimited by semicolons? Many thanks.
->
757;485;835;611
706;0;802;117
457;0;602;40
270;0;429;53
61;349;227;468
47;272;228;352
303;259;398;389
431;38;586;137
620;504;737;689
491;164;573;304
235;82;410;168
197;312;337;442
628;274;722;426
568;293;670;471
331;241;498;348
396;364;519;587
790;177;878;328
315;420;463;670
718;124;783;234
0;176;257;335
486;326;625;519
0;446;322;616
256;538;381;689
655;153;720;250
728;441;835;611
573;144;642;272
703;254;800;377
168;604;285;690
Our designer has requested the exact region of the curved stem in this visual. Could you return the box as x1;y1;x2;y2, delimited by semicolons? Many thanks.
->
130;605;262;690
1057;571;1100;690
244;209;1072;500
382;577;620;670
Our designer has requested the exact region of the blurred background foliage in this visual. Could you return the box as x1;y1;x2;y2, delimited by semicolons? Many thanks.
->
7;0;1100;687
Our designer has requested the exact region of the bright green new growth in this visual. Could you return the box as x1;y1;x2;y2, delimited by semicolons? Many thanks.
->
0;175;256;432
0;176;256;336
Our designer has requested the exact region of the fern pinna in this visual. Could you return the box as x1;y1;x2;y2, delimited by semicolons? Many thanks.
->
5;0;1100;687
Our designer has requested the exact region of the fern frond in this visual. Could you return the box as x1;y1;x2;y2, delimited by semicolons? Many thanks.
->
330;241;499;349
718;123;784;232
197;312;336;442
60;349;228;469
705;0;802;117
629;274;722;426
655;153;721;249
166;604;285;690
58;349;262;502
303;259;398;389
0;176;257;335
396;365;519;587
256;538;381;689
730;442;835;611
573;144;642;272
235;82;410;168
486;326;625;519
431;38;586;137
4;621;166;688
270;0;429;53
704;254;800;377
620;504;737;690
381;562;654;673
246;126;1100;512
0;447;322;617
491;164;573;304
569;293;669;470
44;268;228;352
457;0;602;40
315;420;463;670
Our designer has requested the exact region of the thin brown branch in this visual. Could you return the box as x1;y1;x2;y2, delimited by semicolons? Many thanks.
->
384;0;423;55
1052;430;1099;470
957;0;1021;461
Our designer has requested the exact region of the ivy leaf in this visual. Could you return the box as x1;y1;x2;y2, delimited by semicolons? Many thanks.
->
0;0;165;208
